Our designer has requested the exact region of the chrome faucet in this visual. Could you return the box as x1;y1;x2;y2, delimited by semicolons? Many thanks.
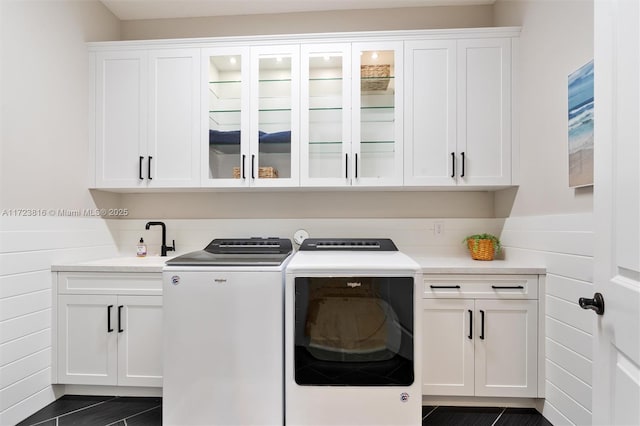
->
145;221;175;256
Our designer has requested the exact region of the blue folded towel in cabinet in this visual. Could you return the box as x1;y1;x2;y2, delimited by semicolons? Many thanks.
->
209;129;291;145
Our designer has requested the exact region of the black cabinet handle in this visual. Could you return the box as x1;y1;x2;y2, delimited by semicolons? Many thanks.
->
251;155;255;179
461;152;465;178
451;152;455;178
355;153;358;178
429;285;461;289
468;309;473;340
345;153;349;178
118;305;124;333
242;154;246;179
148;156;152;180
139;156;144;180
492;285;525;289
479;310;485;340
107;305;114;333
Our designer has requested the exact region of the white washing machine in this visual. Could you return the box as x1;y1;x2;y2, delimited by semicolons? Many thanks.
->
162;238;292;426
285;238;422;426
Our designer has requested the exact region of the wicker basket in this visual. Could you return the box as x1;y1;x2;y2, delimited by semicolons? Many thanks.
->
232;166;278;179
361;64;391;91
467;239;495;261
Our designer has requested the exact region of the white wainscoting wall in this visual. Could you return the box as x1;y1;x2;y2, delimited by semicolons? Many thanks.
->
0;217;117;426
501;213;594;426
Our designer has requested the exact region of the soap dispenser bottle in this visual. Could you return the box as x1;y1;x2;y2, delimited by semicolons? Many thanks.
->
137;238;147;257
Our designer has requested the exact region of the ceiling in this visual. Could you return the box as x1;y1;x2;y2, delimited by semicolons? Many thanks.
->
100;0;495;21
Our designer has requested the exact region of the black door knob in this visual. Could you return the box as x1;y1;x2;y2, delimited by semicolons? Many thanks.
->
578;292;605;315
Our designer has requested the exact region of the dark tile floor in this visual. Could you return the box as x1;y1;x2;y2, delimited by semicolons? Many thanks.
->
17;395;553;426
16;395;162;426
423;405;553;426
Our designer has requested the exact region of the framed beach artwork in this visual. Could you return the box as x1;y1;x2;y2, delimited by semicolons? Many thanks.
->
568;59;594;187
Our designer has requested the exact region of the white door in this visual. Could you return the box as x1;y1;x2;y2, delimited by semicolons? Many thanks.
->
404;40;457;186
95;51;148;188
147;49;200;187
117;296;163;387
457;38;511;186
58;295;118;385
474;299;537;398
422;298;475;396
592;1;640;424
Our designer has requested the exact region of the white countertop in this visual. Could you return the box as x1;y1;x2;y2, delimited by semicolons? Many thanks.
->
410;255;545;274
52;252;545;275
51;256;174;273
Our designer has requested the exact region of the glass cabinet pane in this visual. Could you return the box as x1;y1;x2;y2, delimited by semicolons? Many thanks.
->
208;54;244;180
359;49;396;179
307;53;345;179
257;54;292;180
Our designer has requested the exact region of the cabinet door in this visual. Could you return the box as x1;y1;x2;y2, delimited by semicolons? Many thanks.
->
352;42;404;186
422;299;475;396
202;46;251;187
117;296;163;387
95;51;148;188
58;295;118;385
147;49;200;187
404;40;457;186
474;299;537;397
250;45;300;187
457;38;512;186
300;43;352;186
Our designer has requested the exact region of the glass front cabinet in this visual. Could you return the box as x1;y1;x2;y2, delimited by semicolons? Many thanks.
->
300;41;404;187
203;45;299;187
351;42;404;186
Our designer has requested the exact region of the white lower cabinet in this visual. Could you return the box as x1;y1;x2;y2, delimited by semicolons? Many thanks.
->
56;273;162;387
422;275;538;398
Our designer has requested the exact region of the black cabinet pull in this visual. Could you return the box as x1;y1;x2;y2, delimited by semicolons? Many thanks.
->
148;156;153;180
491;285;525;289
461;152;465;178
139;156;144;180
251;155;255;179
468;309;473;340
107;305;114;333
451;152;455;178
480;310;485;340
345;153;349;178
242;154;246;179
118;305;124;333
429;285;461;289
355;153;358;178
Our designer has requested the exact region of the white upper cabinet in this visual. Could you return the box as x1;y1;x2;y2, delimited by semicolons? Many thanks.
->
202;46;251;187
251;45;300;187
94;51;148;188
203;45;300;187
457;38;511;186
404;40;457;186
300;43;352;187
404;37;512;187
352;42;404;186
94;49;200;188
90;28;517;190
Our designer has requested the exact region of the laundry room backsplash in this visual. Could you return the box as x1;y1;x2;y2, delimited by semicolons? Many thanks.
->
108;217;505;258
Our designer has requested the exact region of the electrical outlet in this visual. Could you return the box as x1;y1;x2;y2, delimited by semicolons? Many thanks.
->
434;221;444;237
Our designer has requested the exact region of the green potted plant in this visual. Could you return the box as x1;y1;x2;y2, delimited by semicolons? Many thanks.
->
463;233;502;261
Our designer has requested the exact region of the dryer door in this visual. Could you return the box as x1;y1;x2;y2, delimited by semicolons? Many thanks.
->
294;276;414;386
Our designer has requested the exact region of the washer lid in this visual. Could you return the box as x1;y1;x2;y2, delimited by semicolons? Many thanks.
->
166;237;292;266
